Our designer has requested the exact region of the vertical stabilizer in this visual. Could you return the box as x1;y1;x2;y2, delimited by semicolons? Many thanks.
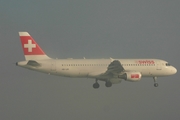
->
19;32;51;60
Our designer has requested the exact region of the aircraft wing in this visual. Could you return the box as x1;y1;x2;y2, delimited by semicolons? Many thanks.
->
89;60;125;78
104;60;125;76
93;60;125;83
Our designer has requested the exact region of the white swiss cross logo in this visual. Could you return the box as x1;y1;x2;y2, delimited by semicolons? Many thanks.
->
24;40;36;52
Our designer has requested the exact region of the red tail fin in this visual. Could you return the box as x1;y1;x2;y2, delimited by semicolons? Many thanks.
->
19;32;50;60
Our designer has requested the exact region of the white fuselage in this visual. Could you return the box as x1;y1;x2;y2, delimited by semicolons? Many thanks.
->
17;58;177;79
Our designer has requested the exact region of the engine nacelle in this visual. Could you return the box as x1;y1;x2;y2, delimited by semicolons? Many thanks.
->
118;72;142;82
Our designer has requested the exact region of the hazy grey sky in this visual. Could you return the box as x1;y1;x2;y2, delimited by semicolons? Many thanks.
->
1;0;180;120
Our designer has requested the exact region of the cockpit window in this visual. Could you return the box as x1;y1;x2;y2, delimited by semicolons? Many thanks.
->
166;63;171;66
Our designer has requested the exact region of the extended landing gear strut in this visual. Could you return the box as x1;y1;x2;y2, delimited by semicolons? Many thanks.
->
93;79;113;89
93;79;100;89
153;77;158;87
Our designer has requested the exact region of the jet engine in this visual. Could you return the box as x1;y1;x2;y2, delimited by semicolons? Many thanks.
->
118;72;142;82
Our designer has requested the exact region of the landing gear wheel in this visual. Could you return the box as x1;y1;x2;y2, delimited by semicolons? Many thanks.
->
105;82;112;87
93;83;100;89
154;83;158;87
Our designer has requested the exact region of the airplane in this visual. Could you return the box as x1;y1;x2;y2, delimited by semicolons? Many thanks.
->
16;32;177;88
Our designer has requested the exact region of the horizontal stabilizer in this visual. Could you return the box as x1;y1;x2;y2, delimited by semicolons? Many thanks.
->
27;60;41;67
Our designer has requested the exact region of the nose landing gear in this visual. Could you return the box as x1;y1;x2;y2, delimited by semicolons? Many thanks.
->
153;77;158;87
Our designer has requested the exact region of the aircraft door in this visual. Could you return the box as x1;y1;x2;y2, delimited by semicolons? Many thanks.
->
156;61;162;70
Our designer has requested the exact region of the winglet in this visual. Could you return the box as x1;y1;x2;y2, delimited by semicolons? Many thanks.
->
110;57;114;62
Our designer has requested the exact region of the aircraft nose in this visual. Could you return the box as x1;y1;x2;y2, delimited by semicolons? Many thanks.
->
172;67;177;74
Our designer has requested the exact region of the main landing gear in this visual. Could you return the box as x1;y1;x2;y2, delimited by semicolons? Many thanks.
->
153;77;158;87
105;81;112;87
93;79;100;89
93;79;112;89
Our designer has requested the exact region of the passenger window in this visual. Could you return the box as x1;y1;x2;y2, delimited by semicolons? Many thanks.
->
166;63;171;66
